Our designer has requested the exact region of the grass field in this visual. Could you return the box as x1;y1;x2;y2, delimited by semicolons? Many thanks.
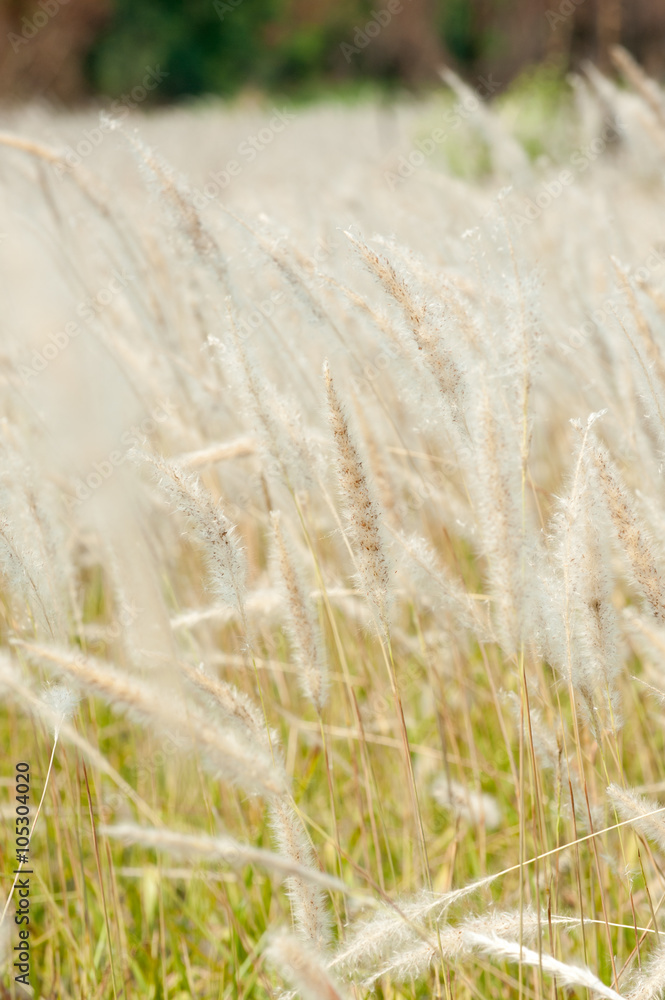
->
3;53;665;1000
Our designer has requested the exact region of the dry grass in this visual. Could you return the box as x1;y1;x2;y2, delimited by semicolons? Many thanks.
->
2;54;665;1000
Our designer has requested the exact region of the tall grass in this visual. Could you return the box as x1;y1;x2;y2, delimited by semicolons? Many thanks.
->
2;51;665;999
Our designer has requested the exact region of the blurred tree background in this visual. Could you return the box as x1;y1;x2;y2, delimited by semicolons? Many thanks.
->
0;0;663;104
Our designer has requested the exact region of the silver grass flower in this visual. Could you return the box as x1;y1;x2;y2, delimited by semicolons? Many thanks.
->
589;443;665;622
16;642;286;798
359;909;585;988
270;511;328;713
144;454;247;619
101;823;346;896
548;415;622;727
224;332;315;494
607;783;665;854
269;797;332;951
462;931;623;1000
266;930;348;1000
624;941;665;1000
328;886;491;978
178;659;277;749
323;360;391;625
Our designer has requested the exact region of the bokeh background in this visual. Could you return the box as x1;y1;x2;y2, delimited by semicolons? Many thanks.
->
0;0;663;105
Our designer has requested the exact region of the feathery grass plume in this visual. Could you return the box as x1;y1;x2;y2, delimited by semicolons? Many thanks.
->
269;798;332;951
0;444;74;640
177;659;277;749
0;657;78;743
11;452;75;635
123;130;228;280
42;682;80;739
370;233;479;328
170;587;283;631
461;931;623;1000
343;233;467;421
624;941;665;1000
0;129;144;281
15;641;286;797
610;256;665;367
623;605;665;675
467;238;539;658
220;328;315;495
270;511;328;713
354;407;402;526
218;208;332;328
0;513;55;637
359;909;584;988
466;383;529;655
608;257;665;445
10;76;665;996
548;414;622;728
328;885;492;978
176;437;257;470
607;784;665;854
101;823;347;896
142;453;247;621
266;930;348;1000
430;774;502;830
323;360;391;625
175;601;329;940
0;656;161;825
588;442;665;622
392;528;488;637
